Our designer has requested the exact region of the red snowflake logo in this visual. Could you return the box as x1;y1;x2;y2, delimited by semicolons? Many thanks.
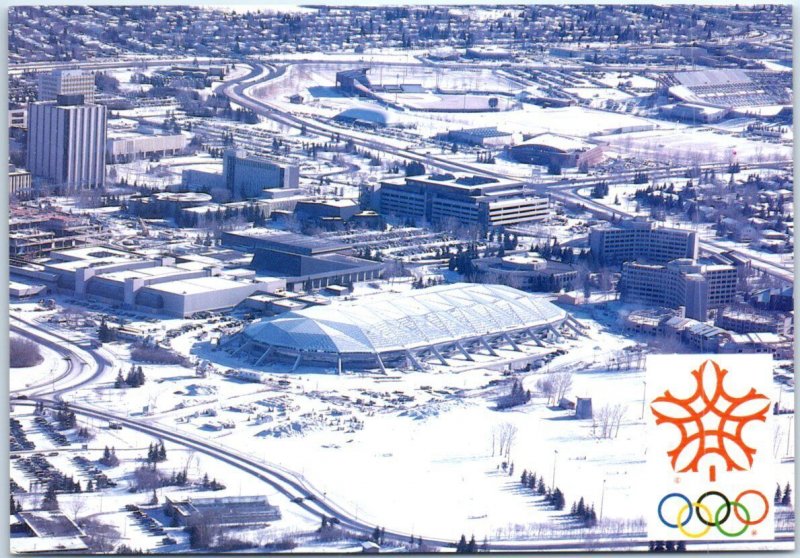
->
650;359;770;475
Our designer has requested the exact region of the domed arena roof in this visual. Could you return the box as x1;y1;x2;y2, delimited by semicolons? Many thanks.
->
333;105;396;126
240;283;567;357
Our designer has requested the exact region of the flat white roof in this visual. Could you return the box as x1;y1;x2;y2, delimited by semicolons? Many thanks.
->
519;133;593;152
144;276;249;296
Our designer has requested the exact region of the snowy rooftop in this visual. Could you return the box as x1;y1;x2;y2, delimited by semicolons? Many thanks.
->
144;276;249;295
242;282;568;355
518;133;593;152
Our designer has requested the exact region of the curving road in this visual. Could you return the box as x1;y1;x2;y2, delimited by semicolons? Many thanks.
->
9;55;795;551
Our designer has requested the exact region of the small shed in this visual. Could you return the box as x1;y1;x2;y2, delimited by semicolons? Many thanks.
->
575;397;593;419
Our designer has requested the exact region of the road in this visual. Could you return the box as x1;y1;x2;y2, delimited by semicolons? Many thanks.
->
12;315;794;552
10;55;795;551
222;60;793;284
550;187;794;284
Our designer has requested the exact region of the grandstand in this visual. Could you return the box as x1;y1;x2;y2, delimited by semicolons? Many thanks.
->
666;69;791;109
229;283;582;372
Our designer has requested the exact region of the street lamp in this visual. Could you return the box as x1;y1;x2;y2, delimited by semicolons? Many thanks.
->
640;380;647;420
551;449;559;488
599;479;607;521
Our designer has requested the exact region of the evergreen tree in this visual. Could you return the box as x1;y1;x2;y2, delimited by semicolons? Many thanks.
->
42;483;59;510
775;484;783;505
466;535;477;553
782;482;792;506
456;535;467;553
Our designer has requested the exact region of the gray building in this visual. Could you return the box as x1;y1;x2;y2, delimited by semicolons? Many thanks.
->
446;127;516;147
379;173;549;228
222;229;383;291
620;259;738;320
9;166;32;200
27;95;107;192
38;69;96;104
589;220;698;266
224;149;300;200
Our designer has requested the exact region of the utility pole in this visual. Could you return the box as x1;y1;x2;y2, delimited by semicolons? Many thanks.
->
599;478;607;521
640;380;647;420
551;449;559;488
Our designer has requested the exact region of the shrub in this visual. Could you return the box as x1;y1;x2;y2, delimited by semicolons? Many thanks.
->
130;344;187;365
10;337;43;368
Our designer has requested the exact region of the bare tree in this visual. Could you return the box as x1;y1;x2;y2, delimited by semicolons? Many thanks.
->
66;496;87;523
536;376;556;404
552;372;573;405
494;423;518;460
593;404;626;439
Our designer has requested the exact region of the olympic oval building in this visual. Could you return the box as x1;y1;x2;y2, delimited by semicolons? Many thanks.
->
229;283;579;372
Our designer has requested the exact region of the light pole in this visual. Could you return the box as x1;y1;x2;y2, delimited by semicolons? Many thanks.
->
551;449;559;488
599;479;607;521
640;380;647;420
786;415;793;458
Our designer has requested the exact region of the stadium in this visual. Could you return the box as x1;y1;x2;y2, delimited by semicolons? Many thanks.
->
229;283;580;372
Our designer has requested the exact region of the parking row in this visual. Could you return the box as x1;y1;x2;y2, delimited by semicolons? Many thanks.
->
10;418;35;452
34;416;69;447
72;455;117;489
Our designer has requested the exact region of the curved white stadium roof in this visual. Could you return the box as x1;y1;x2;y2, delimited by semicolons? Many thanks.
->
241;283;567;356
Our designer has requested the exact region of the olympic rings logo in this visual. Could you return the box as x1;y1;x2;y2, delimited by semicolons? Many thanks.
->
657;490;769;538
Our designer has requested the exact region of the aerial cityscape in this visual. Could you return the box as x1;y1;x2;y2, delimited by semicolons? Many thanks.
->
7;4;795;554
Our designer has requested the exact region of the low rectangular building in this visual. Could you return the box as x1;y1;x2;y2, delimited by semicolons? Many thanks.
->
165;495;281;527
379;173;548;228
106;129;187;163
446;127;516;147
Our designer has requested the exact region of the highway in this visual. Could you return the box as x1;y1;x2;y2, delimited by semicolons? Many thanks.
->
550;188;794;284
220;60;793;284
9;55;795;551
12;314;795;552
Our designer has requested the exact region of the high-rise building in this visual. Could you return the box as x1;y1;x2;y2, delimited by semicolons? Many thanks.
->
620;259;738;320
27;94;107;192
38;69;96;104
589;219;698;265
223;149;300;200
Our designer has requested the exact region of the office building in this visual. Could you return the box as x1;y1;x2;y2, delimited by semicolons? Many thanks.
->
224;149;299;200
38;69;96;104
589;219;698;265
9;167;32;200
379;173;548;228
716;307;793;335
29;245;276;318
106;128;187;163
27;95;107;192
222;229;384;291
9;105;27;129
474;253;578;292
620;258;738;320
